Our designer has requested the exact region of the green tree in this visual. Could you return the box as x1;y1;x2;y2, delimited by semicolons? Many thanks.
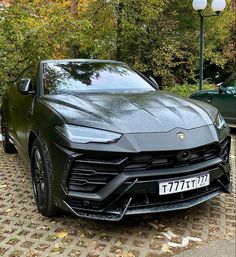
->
0;0;235;94
79;0;187;85
0;0;80;90
79;0;235;85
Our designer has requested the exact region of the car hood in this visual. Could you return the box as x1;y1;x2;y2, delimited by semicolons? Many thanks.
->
41;91;218;133
190;89;218;97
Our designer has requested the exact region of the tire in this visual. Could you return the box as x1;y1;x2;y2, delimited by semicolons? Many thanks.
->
1;113;17;154
31;136;59;216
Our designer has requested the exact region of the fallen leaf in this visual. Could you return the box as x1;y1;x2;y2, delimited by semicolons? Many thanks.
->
57;232;68;239
5;209;12;213
115;241;122;246
0;185;7;189
161;243;172;253
126;252;136;257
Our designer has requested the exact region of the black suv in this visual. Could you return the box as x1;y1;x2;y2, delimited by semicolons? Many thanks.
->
1;59;231;220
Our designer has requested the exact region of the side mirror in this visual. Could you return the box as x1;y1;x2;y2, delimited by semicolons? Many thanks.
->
18;78;35;95
216;82;224;94
148;76;159;88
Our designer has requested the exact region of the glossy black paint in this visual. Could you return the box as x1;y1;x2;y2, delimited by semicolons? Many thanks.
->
1;59;231;220
190;73;236;127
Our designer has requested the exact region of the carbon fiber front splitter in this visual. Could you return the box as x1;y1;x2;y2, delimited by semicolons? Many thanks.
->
59;177;231;221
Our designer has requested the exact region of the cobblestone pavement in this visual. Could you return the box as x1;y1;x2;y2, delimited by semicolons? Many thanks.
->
0;134;235;257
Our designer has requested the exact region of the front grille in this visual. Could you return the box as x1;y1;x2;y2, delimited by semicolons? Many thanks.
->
123;143;219;171
67;138;230;193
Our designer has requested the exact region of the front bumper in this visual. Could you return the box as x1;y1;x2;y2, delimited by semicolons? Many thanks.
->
50;132;231;221
61;158;231;221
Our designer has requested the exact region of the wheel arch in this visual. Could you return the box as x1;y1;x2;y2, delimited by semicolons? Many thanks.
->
28;130;39;157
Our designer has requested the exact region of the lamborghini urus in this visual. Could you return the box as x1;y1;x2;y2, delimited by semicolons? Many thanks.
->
1;60;231;220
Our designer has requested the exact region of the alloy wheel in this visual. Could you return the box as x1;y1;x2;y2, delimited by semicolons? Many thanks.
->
32;148;45;207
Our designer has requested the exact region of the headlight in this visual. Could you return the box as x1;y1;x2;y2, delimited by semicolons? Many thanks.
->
55;124;122;144
214;113;226;130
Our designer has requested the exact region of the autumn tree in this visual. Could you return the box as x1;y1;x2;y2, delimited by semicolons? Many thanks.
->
79;0;235;85
0;0;80;88
0;0;235;92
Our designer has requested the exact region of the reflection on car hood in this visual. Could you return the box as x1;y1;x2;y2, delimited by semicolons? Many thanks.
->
41;91;217;133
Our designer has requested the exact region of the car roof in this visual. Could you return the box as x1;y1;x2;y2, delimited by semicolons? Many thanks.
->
41;59;125;65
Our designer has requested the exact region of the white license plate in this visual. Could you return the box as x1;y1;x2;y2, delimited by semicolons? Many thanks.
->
159;173;210;195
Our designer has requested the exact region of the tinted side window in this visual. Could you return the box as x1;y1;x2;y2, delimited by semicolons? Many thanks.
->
224;79;236;94
225;79;236;88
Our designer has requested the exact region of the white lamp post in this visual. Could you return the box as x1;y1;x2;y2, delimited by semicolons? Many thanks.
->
192;0;226;90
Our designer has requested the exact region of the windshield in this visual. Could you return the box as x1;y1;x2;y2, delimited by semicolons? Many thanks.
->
43;61;155;94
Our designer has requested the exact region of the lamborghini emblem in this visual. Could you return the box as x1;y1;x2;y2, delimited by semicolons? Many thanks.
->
177;132;185;141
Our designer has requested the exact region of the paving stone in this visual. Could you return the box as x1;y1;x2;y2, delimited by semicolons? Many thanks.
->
0;135;235;257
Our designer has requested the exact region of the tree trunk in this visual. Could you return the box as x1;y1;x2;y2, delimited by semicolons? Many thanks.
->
116;1;123;61
231;0;236;70
71;0;78;16
70;0;79;58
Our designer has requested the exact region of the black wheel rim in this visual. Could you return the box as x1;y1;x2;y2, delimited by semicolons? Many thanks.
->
32;148;45;207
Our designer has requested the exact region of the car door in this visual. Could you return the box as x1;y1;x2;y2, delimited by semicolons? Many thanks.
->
221;78;236;124
4;83;19;140
209;77;236;125
13;77;37;154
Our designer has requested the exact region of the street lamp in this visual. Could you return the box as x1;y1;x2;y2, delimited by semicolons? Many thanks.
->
192;0;226;91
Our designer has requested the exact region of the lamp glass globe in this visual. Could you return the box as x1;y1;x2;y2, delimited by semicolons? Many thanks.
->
192;0;208;11
211;0;226;12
